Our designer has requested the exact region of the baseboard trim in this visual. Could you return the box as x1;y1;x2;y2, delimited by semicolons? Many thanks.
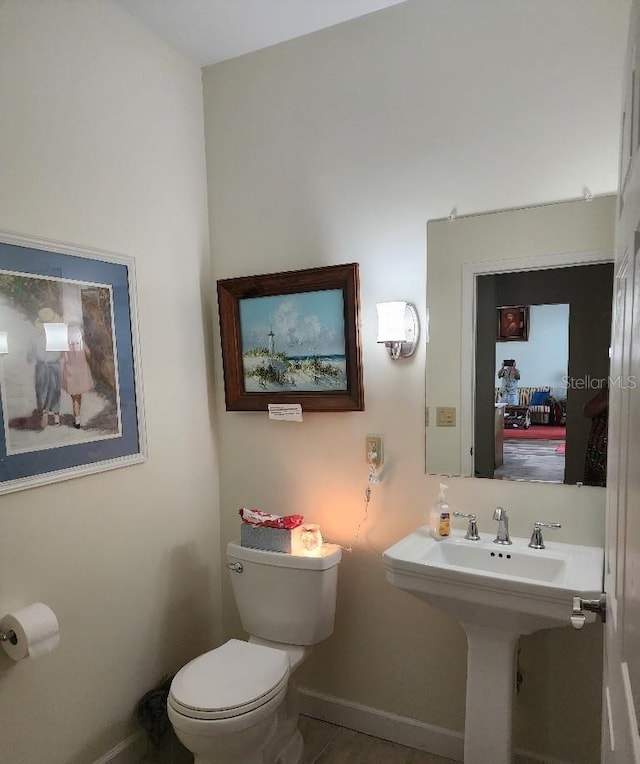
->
298;686;464;762
93;731;146;764
298;687;573;764
92;690;574;764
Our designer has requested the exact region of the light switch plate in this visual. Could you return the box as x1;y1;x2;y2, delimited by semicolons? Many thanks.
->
436;407;456;427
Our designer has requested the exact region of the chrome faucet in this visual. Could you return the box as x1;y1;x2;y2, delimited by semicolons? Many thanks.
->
528;521;562;549
493;506;512;545
453;511;481;541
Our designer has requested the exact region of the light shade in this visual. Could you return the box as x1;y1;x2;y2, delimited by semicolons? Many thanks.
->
376;301;419;359
43;322;69;352
0;331;8;354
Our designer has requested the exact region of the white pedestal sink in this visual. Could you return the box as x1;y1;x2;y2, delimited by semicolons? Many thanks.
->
382;527;603;764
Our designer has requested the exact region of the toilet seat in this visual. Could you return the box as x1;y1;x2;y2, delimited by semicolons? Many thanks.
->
168;639;290;721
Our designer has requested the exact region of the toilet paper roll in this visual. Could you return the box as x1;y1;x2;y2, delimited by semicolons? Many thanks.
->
0;602;60;661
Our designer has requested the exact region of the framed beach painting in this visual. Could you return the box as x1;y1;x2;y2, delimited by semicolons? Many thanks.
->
0;230;146;494
217;263;364;411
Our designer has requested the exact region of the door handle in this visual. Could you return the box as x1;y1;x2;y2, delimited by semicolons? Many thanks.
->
570;594;606;629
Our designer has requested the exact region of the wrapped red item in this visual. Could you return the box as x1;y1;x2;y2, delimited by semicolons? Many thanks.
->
239;508;304;530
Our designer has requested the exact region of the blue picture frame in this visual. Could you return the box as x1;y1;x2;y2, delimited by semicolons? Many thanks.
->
0;231;146;494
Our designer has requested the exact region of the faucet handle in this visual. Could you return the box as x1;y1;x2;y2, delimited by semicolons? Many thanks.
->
453;511;481;541
529;521;562;549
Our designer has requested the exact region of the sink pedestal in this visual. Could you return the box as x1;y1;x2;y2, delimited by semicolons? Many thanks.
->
382;528;604;764
462;623;519;764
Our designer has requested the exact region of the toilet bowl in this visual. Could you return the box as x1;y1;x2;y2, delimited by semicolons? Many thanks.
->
168;639;291;764
168;541;342;764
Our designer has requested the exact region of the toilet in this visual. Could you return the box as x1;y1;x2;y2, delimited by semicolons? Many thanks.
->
167;540;342;764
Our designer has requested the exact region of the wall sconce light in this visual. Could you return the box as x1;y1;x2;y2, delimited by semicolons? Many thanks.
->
0;332;8;354
43;323;69;352
376;301;419;360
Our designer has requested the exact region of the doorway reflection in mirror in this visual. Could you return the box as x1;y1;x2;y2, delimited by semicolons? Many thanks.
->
489;304;569;483
475;266;612;485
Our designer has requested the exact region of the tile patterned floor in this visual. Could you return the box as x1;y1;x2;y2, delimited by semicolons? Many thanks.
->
300;716;460;764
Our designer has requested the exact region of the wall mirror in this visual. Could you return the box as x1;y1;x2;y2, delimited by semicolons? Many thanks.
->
425;195;615;486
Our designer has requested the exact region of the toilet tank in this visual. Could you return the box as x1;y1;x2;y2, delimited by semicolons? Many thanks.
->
227;541;342;645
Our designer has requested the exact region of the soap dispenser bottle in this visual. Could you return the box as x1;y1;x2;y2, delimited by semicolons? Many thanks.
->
430;483;451;540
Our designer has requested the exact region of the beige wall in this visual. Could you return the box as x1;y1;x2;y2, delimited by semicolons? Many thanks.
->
203;1;628;761
0;0;628;761
0;2;220;763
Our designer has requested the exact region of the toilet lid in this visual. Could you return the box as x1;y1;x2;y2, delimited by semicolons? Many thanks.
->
168;639;289;720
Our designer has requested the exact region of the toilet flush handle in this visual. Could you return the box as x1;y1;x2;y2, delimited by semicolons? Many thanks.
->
226;562;243;573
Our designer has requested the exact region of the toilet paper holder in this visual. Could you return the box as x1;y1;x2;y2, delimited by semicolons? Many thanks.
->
0;626;17;645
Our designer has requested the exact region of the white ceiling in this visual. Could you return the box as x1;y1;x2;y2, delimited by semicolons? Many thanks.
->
112;0;409;66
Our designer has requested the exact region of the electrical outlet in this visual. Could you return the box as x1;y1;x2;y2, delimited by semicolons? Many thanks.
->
365;434;384;466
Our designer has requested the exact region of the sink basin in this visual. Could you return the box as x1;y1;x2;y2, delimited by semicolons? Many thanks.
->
382;526;603;633
383;526;604;764
421;535;566;581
